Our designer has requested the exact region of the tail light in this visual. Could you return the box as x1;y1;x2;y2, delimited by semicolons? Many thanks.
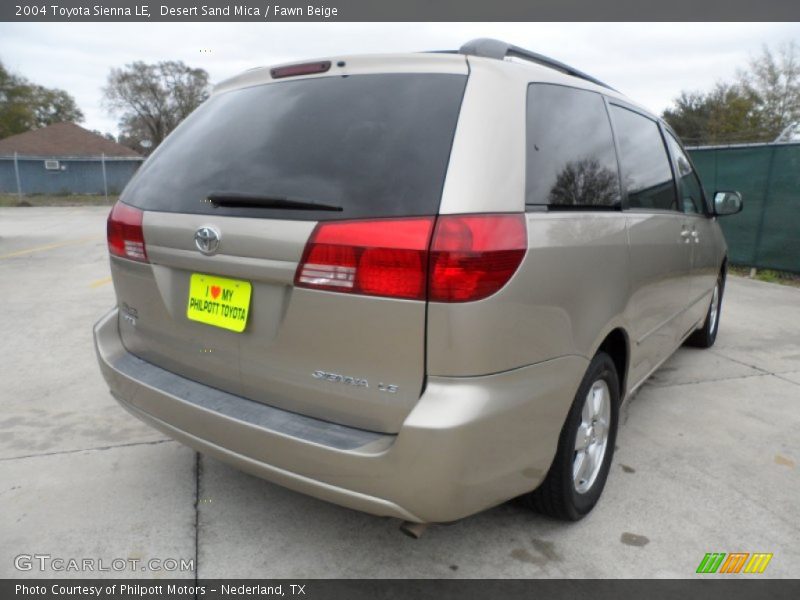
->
295;214;526;302
107;202;148;262
429;215;527;302
295;217;433;300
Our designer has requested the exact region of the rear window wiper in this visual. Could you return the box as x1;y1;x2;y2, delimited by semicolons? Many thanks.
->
207;192;343;212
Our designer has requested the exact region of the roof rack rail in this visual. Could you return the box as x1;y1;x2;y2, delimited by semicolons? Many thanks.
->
459;38;616;91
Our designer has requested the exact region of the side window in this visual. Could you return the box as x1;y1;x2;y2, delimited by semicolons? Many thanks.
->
609;105;676;211
665;132;707;214
526;84;621;208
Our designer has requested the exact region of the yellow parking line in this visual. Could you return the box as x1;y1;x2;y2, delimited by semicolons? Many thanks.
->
0;235;101;259
90;276;113;288
89;277;111;288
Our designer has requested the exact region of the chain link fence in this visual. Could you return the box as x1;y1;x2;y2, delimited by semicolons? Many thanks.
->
688;142;800;274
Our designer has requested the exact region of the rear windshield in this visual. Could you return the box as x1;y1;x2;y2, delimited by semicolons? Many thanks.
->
121;73;467;220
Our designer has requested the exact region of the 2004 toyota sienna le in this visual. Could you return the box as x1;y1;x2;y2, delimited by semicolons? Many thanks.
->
94;38;744;524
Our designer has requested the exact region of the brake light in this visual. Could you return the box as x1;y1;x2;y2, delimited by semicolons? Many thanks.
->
271;61;331;79
107;202;148;262
429;214;527;302
295;217;433;300
295;214;527;302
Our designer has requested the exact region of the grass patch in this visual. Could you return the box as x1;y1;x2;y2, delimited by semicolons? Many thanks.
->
0;194;118;207
729;264;800;288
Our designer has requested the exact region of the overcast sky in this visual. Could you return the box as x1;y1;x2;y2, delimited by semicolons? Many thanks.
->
1;22;799;137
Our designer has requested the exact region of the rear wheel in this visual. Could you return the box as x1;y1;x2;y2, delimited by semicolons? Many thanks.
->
685;273;724;348
523;352;620;521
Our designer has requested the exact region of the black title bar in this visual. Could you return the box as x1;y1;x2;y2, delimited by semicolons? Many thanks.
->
3;0;800;22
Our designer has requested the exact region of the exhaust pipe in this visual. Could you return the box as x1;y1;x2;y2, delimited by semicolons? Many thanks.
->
399;521;428;539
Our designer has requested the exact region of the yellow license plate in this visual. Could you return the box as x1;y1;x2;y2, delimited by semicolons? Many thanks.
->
186;273;251;332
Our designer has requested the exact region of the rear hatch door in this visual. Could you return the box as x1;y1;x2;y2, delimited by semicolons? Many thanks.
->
114;60;468;433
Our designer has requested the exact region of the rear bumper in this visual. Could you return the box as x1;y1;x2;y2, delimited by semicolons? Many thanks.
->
94;308;587;523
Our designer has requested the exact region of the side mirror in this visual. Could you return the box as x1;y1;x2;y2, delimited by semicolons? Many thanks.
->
713;191;743;216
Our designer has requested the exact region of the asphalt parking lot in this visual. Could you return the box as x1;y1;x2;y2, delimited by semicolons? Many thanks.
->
1;206;798;579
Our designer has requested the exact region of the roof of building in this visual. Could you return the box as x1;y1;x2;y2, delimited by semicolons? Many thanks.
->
0;122;142;158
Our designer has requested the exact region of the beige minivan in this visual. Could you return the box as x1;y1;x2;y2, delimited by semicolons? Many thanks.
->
94;38;743;525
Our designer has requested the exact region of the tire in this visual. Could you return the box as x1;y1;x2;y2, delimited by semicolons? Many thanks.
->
523;351;620;521
685;272;724;349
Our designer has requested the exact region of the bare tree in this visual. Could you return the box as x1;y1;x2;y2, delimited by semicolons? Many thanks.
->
103;61;210;154
548;158;619;206
662;41;800;144
738;41;800;139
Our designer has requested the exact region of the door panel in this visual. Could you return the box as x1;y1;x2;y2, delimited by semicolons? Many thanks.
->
664;131;720;327
686;214;720;324
609;106;692;385
625;212;692;386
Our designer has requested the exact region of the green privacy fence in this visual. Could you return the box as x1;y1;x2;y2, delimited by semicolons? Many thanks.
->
688;142;800;274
